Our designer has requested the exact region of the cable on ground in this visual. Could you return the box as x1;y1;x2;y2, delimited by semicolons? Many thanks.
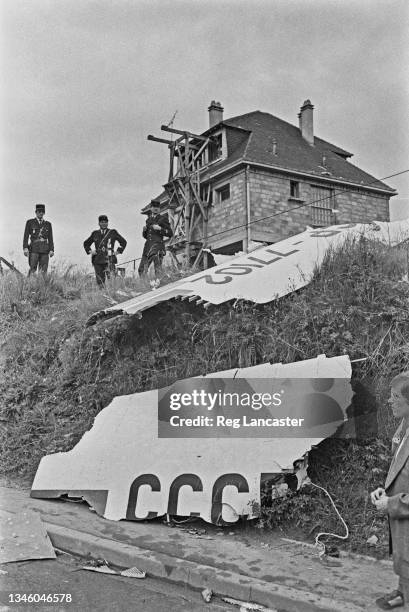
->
306;481;349;557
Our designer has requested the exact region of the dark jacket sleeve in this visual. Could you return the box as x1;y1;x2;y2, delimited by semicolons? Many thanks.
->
159;215;173;239
83;232;95;254
48;222;54;252
114;230;127;254
23;220;31;250
142;226;148;239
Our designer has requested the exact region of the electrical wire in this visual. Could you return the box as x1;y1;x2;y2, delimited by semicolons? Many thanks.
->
201;168;409;243
119;167;409;267
307;481;349;555
117;167;391;552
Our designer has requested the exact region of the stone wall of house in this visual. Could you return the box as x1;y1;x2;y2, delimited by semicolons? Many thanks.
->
248;170;309;242
195;170;247;245
248;169;390;242
330;187;390;224
193;167;391;248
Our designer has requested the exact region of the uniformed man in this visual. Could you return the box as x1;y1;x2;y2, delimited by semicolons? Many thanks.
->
23;203;54;274
83;215;127;286
138;199;173;277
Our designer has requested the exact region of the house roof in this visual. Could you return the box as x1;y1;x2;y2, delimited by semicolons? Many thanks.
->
145;108;396;211
204;110;395;193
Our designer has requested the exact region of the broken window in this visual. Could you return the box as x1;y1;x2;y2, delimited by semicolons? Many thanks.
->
208;133;223;162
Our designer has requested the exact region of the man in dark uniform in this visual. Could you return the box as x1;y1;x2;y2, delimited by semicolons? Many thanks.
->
138;199;173;277
23;203;54;274
83;215;127;286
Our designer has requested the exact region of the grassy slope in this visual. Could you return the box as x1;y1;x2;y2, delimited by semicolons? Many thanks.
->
1;237;409;554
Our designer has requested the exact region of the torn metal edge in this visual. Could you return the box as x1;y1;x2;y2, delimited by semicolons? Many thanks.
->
30;490;109;517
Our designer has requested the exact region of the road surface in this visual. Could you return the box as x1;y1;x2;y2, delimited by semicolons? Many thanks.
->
0;551;272;612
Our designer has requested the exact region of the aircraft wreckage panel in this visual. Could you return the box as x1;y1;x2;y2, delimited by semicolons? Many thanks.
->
31;355;352;524
89;219;409;324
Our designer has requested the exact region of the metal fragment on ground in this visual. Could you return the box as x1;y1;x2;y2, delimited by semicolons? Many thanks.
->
120;566;146;578
0;509;56;564
201;588;213;603
366;534;379;546
222;597;267;610
82;565;117;575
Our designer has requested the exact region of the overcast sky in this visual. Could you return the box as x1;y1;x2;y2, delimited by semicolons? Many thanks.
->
1;0;408;272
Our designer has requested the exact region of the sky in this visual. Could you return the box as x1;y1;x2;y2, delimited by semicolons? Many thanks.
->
1;0;408;272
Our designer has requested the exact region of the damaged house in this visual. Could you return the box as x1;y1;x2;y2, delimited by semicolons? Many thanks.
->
146;100;396;267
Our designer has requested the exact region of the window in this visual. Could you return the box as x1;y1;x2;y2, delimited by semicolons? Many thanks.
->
216;184;230;203
208;134;223;162
311;185;335;208
310;185;335;226
290;181;300;198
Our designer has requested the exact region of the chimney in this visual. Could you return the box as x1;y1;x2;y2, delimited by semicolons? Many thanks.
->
298;99;314;145
208;100;224;128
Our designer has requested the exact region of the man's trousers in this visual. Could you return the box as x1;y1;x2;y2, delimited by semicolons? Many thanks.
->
93;263;110;287
28;252;49;274
138;249;164;277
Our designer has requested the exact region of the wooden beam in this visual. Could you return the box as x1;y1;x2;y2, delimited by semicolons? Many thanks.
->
160;125;208;142
190;209;202;234
192;138;209;164
151;118;210;266
147;135;173;145
166;189;179;209
174;141;187;178
191;247;203;270
189;179;205;217
168;143;175;182
168;250;181;269
171;207;184;236
0;256;22;275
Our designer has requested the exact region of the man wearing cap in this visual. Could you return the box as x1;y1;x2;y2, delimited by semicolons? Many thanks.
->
138;199;173;277
83;215;127;286
23;204;54;274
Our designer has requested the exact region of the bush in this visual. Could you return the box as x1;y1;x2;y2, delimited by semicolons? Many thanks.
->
1;237;409;554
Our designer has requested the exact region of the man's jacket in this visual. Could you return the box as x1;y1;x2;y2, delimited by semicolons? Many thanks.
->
386;419;409;579
83;229;127;265
23;219;54;254
142;214;173;252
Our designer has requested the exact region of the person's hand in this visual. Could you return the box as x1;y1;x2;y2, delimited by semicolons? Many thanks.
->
23;248;29;257
49;251;54;258
374;495;389;513
370;487;386;504
152;224;161;230
91;248;96;255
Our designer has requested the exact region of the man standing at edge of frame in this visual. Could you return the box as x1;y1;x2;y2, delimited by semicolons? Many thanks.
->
23;203;54;274
83;215;127;287
371;371;409;610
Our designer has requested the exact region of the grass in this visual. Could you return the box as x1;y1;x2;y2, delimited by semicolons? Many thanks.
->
1;237;409;555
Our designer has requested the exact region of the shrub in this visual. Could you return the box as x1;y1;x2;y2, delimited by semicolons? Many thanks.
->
1;238;408;554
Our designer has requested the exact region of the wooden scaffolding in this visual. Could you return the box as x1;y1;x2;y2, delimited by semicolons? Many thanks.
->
147;125;219;269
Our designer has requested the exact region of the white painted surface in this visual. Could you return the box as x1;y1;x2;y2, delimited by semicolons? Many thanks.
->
31;355;352;524
92;219;409;320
